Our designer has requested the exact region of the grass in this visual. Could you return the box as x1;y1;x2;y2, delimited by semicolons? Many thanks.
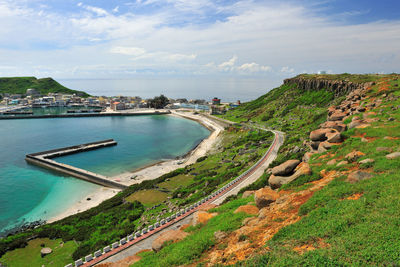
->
158;174;194;191
230;74;400;266
126;189;169;206
131;197;253;267
0;238;78;267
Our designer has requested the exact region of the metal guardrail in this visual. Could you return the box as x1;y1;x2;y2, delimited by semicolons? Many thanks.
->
69;130;280;267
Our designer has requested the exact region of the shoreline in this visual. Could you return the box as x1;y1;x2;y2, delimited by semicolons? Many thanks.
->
47;111;225;223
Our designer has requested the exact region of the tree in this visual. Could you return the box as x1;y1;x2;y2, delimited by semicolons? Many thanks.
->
148;94;169;109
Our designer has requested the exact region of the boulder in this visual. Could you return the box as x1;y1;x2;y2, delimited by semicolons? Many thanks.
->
337;160;348;166
329;111;346;121
386;152;400;160
347;171;374;183
327;159;337;166
152;229;188;252
254;187;279;208
242;190;255;198
349;120;363;129
310;128;334;141
271;160;301;176
345;151;365;162
376;147;393;152
310;141;321;150
325;130;342;143
320;121;347;132
269;162;311;189
234;205;259;215
40;247;52;257
192;211;217;226
359;158;375;164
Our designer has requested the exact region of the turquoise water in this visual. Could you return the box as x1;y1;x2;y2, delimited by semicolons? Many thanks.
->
0;115;209;234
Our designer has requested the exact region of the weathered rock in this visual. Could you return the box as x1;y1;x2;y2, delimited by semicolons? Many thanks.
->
234;205;259;215
386;152;400;159
349;120;363;129
320;121;347;132
359;158;375;164
152;230;188;252
345;151;365;162
329;111;347;121
325;130;342;143
271;159;301;176
254;187;279;208
269;162;312;189
214;231;227;241
258;207;269;219
336;160;348;166
376;147;393;152
40;247;52;257
242;191;255;198
347;171;374;183
310;141;321;150
302;152;314;162
192;211;217;226
327;159;337;166
310;128;334;141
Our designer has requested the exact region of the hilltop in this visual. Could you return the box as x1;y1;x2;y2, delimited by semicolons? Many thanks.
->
0;77;90;97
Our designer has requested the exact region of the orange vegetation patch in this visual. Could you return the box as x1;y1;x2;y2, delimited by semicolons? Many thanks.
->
384;136;400;140
180;224;191;231
293;238;331;254
97;251;149;267
345;193;363;200
193;170;339;266
234;205;259;215
318;152;335;160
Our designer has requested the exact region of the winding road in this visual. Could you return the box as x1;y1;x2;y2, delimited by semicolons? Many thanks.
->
74;117;284;267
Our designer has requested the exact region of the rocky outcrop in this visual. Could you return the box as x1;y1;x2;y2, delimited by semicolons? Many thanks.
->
283;77;374;97
152;229;188;252
192;211;217;226
347;171;374;183
234;205;259;215
271;160;300;176
254;187;279;208
269;162;312;189
320;121;347;133
310;128;341;143
345;151;365;162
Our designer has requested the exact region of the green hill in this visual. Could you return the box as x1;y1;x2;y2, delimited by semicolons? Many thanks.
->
0;77;90;97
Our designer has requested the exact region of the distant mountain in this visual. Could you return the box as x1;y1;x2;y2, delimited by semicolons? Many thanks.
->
0;77;90;97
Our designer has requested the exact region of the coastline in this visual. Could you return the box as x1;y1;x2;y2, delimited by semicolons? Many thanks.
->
47;111;224;223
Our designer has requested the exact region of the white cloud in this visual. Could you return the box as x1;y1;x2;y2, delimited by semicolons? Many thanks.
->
238;63;271;72
281;66;295;73
112;6;119;13
110;46;147;56
218;56;238;71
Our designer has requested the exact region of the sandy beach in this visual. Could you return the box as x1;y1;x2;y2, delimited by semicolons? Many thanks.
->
47;111;225;223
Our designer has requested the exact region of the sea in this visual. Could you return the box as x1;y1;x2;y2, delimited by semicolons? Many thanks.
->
0;115;210;235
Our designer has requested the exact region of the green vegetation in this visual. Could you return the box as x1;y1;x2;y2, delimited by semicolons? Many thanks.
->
132;197;253;267
0;121;273;266
126;189;169;205
0;238;78;266
0;77;90;96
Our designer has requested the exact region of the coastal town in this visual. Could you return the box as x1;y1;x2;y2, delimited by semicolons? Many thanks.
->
0;88;241;116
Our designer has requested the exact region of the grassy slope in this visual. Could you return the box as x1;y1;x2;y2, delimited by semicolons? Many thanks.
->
0;123;273;266
234;74;400;266
131;74;400;266
0;77;90;97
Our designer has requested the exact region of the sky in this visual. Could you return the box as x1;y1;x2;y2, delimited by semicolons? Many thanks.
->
0;0;399;98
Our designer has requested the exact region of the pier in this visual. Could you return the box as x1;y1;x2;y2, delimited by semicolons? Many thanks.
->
0;110;170;120
26;140;128;190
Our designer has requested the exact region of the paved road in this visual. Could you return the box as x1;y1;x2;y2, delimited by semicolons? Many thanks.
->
88;128;284;266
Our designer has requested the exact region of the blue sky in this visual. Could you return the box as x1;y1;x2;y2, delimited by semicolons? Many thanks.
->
0;0;399;81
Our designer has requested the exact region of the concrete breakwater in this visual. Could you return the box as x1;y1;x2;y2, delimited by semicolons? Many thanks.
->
0;110;170;120
26;140;127;190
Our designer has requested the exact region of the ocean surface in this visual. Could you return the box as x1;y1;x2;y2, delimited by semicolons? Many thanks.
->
59;77;279;102
0;115;210;235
